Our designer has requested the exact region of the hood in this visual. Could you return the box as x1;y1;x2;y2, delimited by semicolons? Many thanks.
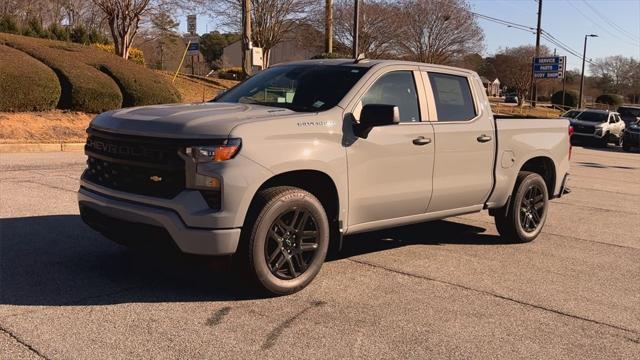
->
90;102;299;138
569;118;606;127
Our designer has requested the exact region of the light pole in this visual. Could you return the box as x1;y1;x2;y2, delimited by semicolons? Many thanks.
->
578;34;598;108
353;0;360;59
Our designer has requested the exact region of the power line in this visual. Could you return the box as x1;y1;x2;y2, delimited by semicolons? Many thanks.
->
580;0;639;43
469;10;597;66
563;0;640;48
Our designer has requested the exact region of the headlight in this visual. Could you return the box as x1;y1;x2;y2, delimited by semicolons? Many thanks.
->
185;139;241;163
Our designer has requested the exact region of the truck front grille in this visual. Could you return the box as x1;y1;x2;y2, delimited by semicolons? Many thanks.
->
573;124;595;134
84;156;185;198
82;130;186;199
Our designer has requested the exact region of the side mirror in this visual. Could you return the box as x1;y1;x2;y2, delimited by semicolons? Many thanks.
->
353;104;400;138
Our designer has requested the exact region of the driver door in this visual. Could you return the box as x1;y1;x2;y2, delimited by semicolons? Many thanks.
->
345;67;434;228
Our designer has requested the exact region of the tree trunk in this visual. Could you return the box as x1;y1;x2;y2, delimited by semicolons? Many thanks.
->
325;0;333;54
241;0;252;77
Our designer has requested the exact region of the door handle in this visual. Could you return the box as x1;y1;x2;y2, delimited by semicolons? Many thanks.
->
412;136;432;146
477;134;492;143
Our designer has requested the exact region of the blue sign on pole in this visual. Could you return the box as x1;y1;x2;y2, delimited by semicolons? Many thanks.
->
533;56;566;79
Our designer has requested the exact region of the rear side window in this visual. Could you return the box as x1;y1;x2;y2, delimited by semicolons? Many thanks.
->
428;73;476;122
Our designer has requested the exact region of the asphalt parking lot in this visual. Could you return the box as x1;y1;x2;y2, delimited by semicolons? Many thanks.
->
1;145;639;359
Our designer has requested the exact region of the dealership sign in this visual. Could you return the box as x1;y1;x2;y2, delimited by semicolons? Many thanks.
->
533;56;566;79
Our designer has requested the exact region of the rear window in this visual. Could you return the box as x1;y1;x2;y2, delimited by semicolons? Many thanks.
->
428;73;476;122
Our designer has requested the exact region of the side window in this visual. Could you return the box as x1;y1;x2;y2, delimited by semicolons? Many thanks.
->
428;72;477;122
359;71;420;123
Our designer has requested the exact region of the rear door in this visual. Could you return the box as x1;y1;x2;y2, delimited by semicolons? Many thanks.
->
345;66;435;226
422;69;495;213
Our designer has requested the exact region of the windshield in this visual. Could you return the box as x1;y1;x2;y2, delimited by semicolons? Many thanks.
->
562;110;581;118
215;65;369;112
618;107;640;118
576;111;608;122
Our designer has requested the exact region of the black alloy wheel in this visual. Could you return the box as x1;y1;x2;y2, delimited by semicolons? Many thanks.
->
519;184;545;233
236;186;330;295
265;207;320;280
494;171;548;243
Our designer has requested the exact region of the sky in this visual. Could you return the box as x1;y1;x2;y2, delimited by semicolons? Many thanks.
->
469;0;640;71
179;0;640;73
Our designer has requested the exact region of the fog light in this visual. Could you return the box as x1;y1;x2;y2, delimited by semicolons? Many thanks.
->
200;190;221;210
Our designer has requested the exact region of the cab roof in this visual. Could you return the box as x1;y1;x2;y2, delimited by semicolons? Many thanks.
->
271;58;477;75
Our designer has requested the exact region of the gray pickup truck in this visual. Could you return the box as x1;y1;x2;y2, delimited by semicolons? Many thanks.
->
79;59;571;294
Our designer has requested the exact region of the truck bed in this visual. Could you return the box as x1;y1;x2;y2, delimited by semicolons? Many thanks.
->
485;117;571;209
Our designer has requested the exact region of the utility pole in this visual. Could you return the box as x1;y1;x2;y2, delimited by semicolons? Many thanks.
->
352;0;360;59
579;34;598;108
241;0;252;77
531;0;542;107
325;0;333;54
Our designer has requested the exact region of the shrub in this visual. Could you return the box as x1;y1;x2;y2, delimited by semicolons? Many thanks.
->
0;15;19;34
311;52;350;59
69;24;89;44
93;43;145;65
0;44;61;111
551;90;578;108
1;33;123;112
596;94;624;107
47;23;70;42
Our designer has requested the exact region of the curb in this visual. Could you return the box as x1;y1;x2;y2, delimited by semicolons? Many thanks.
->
0;143;85;153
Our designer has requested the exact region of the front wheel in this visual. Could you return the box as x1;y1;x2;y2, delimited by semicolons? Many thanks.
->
236;186;329;295
494;172;549;243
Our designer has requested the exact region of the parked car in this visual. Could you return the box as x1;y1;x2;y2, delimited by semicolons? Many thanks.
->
622;119;640;152
561;109;583;119
504;93;518;104
569;109;625;147
617;105;640;127
78;59;571;294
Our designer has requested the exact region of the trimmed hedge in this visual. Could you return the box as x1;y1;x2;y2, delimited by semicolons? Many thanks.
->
0;44;61;111
551;90;578;108
82;51;181;107
1;33;181;112
1;33;122;112
596;94;623;107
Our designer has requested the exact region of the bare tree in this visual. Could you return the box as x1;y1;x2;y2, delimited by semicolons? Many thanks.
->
397;0;483;64
590;56;636;94
492;45;550;107
94;0;151;58
333;0;401;59
212;0;318;68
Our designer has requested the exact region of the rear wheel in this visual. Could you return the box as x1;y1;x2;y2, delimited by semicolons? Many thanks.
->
494;172;549;243
236;186;329;295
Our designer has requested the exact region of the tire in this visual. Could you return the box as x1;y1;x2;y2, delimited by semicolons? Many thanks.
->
622;138;631;152
494;171;549;243
235;186;329;295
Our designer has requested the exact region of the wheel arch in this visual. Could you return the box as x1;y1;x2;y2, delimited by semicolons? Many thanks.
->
519;156;556;199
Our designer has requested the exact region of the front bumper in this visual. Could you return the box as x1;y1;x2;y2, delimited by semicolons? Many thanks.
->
78;187;240;255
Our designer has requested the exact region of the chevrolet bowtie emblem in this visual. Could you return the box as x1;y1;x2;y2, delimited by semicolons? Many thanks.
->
149;176;163;182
